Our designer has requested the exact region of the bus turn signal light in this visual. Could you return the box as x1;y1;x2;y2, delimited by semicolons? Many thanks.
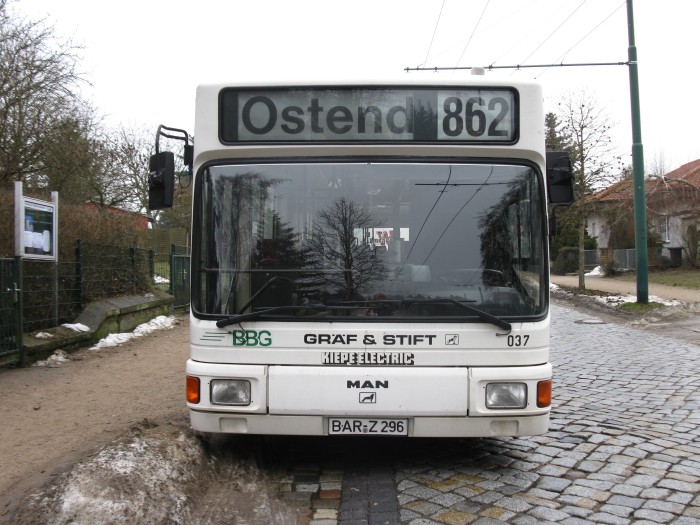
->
186;375;200;404
537;379;552;408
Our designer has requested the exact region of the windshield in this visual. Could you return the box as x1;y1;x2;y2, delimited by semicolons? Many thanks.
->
193;161;546;321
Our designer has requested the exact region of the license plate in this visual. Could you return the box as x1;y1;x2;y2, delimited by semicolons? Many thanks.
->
328;418;408;435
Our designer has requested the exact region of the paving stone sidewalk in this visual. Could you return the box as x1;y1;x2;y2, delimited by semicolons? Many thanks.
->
270;303;699;524
390;304;700;524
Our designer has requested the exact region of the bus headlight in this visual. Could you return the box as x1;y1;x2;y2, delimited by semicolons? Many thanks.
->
486;383;527;409
211;380;251;406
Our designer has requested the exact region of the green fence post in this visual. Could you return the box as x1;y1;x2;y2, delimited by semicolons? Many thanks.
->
15;256;24;366
130;246;136;294
75;240;83;310
149;249;155;286
170;244;175;296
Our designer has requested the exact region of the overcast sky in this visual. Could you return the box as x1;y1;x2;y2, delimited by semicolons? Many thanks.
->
14;0;700;171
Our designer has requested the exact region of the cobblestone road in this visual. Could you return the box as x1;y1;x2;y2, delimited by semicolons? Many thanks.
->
269;303;700;524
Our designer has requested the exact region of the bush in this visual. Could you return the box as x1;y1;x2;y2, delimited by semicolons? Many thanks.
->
59;203;149;260
601;259;621;276
552;247;579;275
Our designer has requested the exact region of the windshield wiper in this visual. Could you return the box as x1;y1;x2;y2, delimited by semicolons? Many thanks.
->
216;304;367;327
216;299;511;331
328;298;511;331
236;276;294;314
402;298;512;331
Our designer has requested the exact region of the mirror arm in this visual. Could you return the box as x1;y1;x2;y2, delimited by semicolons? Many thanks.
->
155;125;193;176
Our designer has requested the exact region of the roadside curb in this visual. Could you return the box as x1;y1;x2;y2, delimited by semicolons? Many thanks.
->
551;285;700;347
550;274;699;304
21;290;173;364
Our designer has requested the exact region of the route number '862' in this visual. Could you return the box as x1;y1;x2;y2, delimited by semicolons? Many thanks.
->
442;96;512;139
507;335;529;347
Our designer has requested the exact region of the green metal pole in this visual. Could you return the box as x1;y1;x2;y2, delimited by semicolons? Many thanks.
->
15;256;24;366
170;244;175;296
627;0;648;303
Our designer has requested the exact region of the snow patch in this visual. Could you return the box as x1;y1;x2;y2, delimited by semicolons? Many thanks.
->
33;350;70;367
90;316;176;350
61;323;90;332
32;317;177;367
586;266;604;276
90;332;133;349
23;429;206;524
590;293;681;308
552;269;682;307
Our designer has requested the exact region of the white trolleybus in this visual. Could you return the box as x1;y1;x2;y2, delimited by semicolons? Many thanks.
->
149;72;574;437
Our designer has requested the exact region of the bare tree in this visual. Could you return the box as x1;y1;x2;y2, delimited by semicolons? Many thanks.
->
96;126;154;212
0;1;87;187
304;198;385;300
646;151;670;178
556;91;621;288
683;225;699;267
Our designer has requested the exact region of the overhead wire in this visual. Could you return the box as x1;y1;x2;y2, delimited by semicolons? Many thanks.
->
454;0;490;70
489;0;571;67
518;0;589;66
399;165;452;271
535;0;627;78
406;0;629;75
412;0;626;76
406;62;628;72
420;166;496;267
421;0;446;68
421;0;541;67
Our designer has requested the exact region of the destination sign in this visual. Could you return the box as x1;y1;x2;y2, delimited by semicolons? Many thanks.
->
219;87;518;144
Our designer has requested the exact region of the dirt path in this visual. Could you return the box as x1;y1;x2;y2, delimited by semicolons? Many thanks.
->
0;315;190;512
550;273;699;303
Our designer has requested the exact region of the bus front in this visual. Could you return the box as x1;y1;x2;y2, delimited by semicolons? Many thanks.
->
185;80;555;437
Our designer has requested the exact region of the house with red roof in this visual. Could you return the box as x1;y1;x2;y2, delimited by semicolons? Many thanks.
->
585;160;700;267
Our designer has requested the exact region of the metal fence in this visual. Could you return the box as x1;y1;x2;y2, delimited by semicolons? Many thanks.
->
20;242;189;334
22;259;80;332
170;245;191;308
583;249;599;268
613;249;637;269
151;244;190;308
0;258;23;365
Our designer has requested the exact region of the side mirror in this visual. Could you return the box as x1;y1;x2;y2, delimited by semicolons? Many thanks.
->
184;144;194;167
148;151;175;210
546;152;575;206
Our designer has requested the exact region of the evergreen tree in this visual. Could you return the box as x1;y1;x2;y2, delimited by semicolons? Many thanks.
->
545;112;571;153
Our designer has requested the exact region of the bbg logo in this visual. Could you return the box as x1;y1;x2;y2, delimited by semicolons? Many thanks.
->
231;330;272;347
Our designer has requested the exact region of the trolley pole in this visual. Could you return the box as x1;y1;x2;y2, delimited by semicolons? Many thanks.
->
627;0;648;303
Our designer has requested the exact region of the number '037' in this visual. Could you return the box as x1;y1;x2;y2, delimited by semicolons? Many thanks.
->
442;96;509;138
507;335;529;347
